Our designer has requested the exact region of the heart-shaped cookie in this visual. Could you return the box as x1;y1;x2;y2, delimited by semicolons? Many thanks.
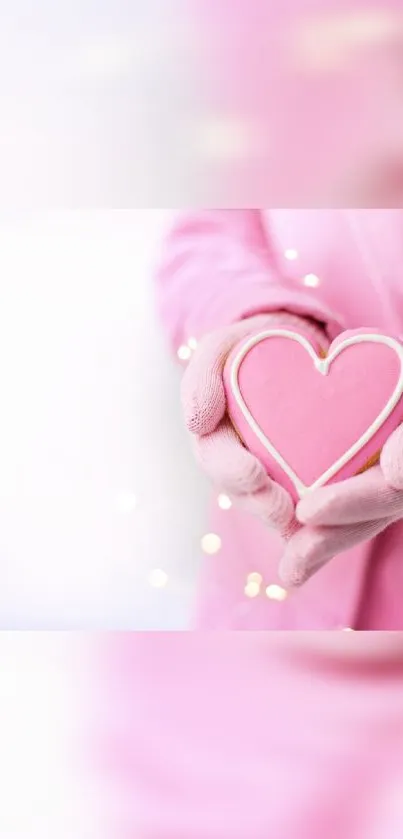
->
223;327;403;501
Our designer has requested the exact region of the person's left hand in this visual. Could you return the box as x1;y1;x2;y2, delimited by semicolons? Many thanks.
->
279;423;403;587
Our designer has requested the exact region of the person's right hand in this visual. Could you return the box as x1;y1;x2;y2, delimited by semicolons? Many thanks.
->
181;311;328;539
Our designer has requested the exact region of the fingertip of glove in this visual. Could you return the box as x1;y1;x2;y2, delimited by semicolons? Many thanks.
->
182;383;226;435
259;482;297;535
278;554;308;589
279;527;326;587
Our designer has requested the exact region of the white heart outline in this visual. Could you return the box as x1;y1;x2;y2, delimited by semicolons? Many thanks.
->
230;330;403;498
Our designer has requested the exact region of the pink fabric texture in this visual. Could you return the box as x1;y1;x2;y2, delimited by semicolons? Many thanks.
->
156;209;403;629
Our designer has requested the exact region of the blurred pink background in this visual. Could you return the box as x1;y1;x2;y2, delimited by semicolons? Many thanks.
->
2;0;403;204
193;0;403;204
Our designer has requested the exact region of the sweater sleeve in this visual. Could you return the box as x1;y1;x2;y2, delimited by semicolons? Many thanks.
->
155;210;343;354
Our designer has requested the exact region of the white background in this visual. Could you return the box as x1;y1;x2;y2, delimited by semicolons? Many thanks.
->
0;210;208;629
0;634;99;839
0;0;194;206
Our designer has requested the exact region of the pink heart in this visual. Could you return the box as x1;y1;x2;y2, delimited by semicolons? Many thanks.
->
223;328;403;501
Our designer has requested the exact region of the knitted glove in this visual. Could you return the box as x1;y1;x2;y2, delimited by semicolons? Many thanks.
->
181;312;329;538
280;423;403;586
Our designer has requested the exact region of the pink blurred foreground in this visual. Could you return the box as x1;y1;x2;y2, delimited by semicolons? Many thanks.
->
99;633;403;839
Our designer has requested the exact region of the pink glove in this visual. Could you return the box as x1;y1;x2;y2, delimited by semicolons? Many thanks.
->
280;423;403;587
181;312;329;538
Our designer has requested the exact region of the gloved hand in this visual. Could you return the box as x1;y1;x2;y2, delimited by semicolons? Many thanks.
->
181;312;329;538
280;422;403;586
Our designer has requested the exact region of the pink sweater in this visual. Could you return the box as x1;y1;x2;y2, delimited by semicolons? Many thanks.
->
156;210;403;630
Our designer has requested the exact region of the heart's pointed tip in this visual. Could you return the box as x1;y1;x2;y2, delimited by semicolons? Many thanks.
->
314;357;329;376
